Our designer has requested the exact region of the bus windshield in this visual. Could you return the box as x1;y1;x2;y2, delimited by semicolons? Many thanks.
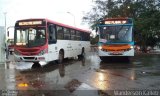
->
99;25;132;43
15;27;46;47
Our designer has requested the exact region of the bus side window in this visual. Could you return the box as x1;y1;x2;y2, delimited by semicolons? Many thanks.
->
57;26;64;40
80;32;84;41
64;27;70;40
87;33;90;41
82;32;90;41
71;29;76;40
76;31;81;41
48;24;57;44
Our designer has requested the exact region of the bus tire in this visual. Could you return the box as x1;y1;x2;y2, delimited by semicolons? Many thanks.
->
99;56;106;61
32;62;41;69
58;50;64;64
10;51;13;55
78;48;85;60
124;56;130;62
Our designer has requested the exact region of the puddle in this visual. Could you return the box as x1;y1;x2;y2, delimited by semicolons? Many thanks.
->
143;71;160;76
64;79;81;92
29;79;46;89
132;61;142;65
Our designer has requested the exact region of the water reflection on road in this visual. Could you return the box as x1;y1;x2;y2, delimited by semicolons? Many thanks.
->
91;53;160;91
0;52;160;95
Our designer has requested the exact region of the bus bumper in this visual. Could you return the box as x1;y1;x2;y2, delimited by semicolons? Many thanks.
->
98;49;134;57
14;54;48;62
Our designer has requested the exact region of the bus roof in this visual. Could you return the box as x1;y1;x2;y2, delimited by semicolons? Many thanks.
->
16;18;90;33
104;17;132;21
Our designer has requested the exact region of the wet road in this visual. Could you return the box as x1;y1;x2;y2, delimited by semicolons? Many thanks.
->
0;51;160;96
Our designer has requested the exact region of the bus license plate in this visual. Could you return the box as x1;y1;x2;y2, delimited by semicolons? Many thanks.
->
110;52;123;55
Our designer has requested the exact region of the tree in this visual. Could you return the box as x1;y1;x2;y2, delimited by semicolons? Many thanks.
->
83;0;114;29
83;0;160;52
90;35;99;45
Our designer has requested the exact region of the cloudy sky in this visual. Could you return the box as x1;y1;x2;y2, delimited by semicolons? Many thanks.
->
0;0;93;30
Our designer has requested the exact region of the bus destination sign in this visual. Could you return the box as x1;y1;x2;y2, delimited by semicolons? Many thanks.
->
105;20;127;24
19;21;42;26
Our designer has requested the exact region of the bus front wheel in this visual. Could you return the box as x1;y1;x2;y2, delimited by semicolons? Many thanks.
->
32;62;41;69
99;56;106;61
78;48;85;60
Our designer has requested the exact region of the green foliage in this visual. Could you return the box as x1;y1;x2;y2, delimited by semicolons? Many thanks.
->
90;35;99;45
83;0;160;52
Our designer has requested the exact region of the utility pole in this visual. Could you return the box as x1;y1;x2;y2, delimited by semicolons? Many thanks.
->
67;12;76;27
4;12;7;41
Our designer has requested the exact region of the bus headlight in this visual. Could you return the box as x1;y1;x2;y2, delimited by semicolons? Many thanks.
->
98;46;102;50
130;46;134;49
38;49;47;56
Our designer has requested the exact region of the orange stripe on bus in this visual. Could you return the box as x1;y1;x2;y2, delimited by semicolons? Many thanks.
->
102;44;131;51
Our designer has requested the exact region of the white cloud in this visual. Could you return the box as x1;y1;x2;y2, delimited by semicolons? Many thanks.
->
0;0;92;30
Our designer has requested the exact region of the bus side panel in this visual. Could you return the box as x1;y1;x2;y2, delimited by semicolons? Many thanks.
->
47;40;90;62
56;40;82;58
47;43;59;62
81;41;91;54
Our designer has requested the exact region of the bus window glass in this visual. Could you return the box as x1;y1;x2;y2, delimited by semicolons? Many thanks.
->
16;29;28;45
100;26;132;43
81;32;84;41
51;27;56;40
83;33;86;41
71;29;76;40
76;31;81;40
57;26;64;39
64;28;70;40
87;33;90;41
29;28;36;40
48;24;56;43
15;28;46;47
29;29;46;46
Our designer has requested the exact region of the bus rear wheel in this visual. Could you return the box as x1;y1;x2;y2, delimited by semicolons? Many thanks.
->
58;50;64;64
78;48;85;60
81;48;85;57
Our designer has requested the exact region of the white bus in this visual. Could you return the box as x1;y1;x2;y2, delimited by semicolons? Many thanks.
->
14;18;90;64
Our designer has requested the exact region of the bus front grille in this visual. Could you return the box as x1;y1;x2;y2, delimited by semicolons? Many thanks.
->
23;57;35;60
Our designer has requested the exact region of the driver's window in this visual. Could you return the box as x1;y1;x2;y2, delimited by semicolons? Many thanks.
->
29;28;36;40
